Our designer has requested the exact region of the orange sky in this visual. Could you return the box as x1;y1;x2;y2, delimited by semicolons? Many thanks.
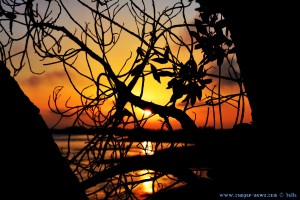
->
10;1;252;130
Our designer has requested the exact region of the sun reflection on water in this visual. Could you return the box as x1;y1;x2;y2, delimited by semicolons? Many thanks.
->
141;141;154;155
53;134;195;200
136;170;155;195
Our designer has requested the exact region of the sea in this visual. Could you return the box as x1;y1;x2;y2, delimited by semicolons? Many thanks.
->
52;133;199;200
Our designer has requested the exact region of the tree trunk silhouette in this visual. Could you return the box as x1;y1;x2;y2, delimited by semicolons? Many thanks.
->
0;62;88;200
195;0;298;194
195;0;263;129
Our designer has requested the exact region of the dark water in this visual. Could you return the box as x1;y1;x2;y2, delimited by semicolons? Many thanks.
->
52;134;198;199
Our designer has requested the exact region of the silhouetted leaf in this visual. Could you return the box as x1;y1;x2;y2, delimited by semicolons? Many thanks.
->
170;94;177;102
215;19;227;31
195;19;207;35
173;79;185;93
152;57;168;64
195;44;202;49
190;95;196;106
198;64;204;73
227;47;236;54
196;89;202;101
212;33;232;47
170;92;183;103
170;79;183;102
158;71;174;77
200;79;212;85
194;6;205;13
225;39;233;47
200;11;210;23
189;31;199;39
199;55;207;65
197;68;206;79
168;79;185;105
186;82;194;93
206;52;217;62
167;78;176;89
4;12;16;19
131;64;144;76
189;58;197;74
179;64;190;79
151;64;160;83
182;94;190;103
189;30;203;44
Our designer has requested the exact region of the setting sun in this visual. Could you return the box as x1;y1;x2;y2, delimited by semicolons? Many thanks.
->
143;109;152;117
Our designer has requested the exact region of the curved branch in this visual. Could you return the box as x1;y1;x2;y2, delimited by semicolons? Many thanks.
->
81;146;203;190
128;92;197;130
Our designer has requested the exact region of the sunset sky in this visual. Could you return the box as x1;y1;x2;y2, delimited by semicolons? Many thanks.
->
5;0;252;130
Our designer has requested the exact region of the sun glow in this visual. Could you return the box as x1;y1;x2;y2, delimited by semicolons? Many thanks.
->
143;109;152;117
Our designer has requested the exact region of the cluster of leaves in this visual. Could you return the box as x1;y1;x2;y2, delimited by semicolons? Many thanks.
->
135;6;236;109
190;6;234;67
150;45;212;107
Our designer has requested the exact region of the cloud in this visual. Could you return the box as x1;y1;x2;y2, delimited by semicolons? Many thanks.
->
23;70;67;87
